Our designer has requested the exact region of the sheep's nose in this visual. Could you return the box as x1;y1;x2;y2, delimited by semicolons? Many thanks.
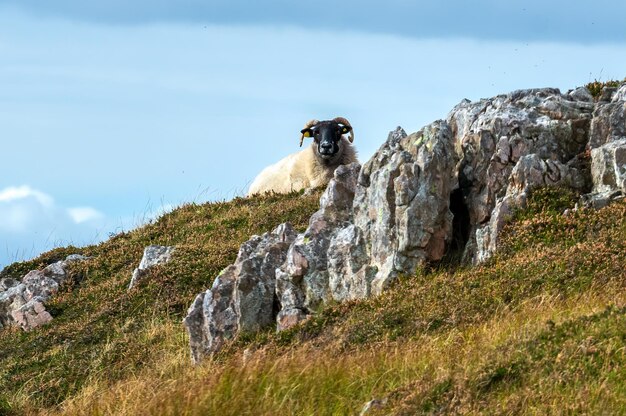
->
321;142;333;151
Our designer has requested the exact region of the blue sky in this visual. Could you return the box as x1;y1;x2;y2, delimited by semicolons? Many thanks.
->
1;1;625;267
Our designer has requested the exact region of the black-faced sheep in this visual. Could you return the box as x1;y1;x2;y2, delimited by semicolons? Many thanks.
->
248;117;358;195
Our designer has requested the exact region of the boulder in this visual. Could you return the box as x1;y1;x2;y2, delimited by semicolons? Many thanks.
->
128;245;175;289
184;223;297;363
584;138;626;208
276;163;362;330
352;121;457;293
0;284;26;328
0;254;87;330
448;88;594;262
473;154;586;262
11;298;53;331
589;87;626;149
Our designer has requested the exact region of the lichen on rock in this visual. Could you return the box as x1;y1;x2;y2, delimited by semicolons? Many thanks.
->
186;83;626;361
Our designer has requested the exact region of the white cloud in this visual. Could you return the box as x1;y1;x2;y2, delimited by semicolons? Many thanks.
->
0;185;53;207
67;206;104;224
0;185;107;268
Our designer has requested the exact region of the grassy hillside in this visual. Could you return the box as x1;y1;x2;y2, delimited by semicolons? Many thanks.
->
1;187;625;415
0;191;323;415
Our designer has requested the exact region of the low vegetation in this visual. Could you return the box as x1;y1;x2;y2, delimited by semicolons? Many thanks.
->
1;187;625;415
0;190;322;415
584;78;626;99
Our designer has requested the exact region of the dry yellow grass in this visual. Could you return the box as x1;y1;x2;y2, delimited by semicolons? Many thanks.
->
52;289;625;415
2;188;625;415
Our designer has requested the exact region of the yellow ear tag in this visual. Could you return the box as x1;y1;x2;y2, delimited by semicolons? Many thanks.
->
303;131;312;137
341;127;349;134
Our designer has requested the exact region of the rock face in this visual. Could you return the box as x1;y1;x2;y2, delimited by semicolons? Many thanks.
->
353;122;457;291
448;88;595;262
0;255;88;331
128;245;175;289
187;83;626;362
276;163;363;330
588;138;626;208
184;223;297;364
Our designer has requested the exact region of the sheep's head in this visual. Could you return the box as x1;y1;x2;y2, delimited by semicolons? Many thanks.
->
300;117;354;160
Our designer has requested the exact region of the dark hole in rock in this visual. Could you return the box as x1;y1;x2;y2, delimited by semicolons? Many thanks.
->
448;188;471;255
273;295;282;319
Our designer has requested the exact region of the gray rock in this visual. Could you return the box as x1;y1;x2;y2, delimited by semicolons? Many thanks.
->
184;223;297;363
353;121;457;294
568;87;594;103
128;245;175;289
184;293;212;364
186;85;626;360
360;398;387;415
0;284;26;328
0;278;19;291
22;270;59;301
235;223;296;332
196;267;238;359
587;138;626;207
0;254;87;331
612;84;626;103
589;100;626;149
276;163;362;330
65;254;90;262
448;88;593;262
474;154;586;262
11;297;53;331
328;224;375;302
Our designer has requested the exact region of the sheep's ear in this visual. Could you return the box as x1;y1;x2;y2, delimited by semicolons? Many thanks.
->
300;128;313;138
340;125;352;135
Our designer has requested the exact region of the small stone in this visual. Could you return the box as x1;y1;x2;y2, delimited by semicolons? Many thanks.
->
128;245;175;289
65;254;90;262
11;298;53;331
276;308;308;332
568;87;593;103
599;86;618;102
360;398;387;415
612;84;626;103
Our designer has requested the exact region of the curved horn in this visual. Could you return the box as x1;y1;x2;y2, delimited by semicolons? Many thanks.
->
332;117;354;143
300;119;319;147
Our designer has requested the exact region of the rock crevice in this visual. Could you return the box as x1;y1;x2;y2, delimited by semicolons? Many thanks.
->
185;84;626;363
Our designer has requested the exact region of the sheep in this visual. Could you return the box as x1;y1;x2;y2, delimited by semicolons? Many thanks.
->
248;117;358;196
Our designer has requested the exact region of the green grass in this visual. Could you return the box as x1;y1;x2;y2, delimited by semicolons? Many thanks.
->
1;187;625;415
584;78;625;99
0;190;322;414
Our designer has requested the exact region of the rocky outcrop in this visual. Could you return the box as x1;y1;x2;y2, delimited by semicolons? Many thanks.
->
448;88;595;262
587;138;626;208
187;82;626;362
0;255;88;331
128;245;175;289
589;85;626;149
184;224;297;364
353;122;457;290
276;163;363;330
473;154;586;262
